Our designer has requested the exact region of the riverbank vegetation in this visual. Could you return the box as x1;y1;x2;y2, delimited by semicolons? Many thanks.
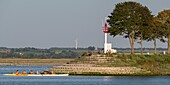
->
0;47;83;58
102;54;170;75
63;54;170;76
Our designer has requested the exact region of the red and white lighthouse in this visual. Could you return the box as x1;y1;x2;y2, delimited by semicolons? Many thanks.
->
103;20;108;53
102;19;117;54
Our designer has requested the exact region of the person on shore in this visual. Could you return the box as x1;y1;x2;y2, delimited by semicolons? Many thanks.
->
29;70;34;74
15;70;19;75
22;70;27;74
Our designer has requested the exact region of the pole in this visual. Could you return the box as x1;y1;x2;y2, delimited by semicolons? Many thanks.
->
75;39;78;50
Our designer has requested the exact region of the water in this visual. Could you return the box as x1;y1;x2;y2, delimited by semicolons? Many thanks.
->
0;66;170;85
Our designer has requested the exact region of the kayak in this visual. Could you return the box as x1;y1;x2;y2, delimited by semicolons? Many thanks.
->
3;74;69;76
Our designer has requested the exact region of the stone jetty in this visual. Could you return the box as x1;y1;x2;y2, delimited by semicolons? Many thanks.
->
53;55;149;75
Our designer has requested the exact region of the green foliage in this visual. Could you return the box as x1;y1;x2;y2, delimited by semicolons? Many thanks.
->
108;1;152;54
157;10;170;31
157;9;170;54
87;46;95;51
146;17;165;41
0;48;81;59
52;50;80;58
81;52;88;56
108;1;152;38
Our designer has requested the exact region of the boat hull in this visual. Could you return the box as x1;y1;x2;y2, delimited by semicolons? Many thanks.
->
3;74;69;76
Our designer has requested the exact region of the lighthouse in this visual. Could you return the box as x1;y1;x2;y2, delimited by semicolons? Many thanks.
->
103;19;117;54
103;20;108;53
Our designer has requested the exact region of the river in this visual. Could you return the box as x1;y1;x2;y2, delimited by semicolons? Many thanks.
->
0;66;170;85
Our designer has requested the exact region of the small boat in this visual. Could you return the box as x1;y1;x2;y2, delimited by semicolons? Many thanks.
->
3;74;69;76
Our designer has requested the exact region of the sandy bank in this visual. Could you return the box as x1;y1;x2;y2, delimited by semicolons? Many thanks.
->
0;58;73;66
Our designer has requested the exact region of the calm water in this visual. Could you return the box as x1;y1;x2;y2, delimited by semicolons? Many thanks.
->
0;66;170;85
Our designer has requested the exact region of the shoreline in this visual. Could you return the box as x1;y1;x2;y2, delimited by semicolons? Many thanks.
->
0;64;169;76
1;57;170;76
69;73;170;76
0;58;74;66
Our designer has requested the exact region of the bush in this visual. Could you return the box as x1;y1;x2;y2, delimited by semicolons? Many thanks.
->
82;52;88;56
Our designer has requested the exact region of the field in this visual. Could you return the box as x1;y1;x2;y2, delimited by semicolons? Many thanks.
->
0;58;74;66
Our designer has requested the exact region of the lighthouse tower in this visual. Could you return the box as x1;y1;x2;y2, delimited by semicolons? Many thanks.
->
103;19;117;54
103;20;108;53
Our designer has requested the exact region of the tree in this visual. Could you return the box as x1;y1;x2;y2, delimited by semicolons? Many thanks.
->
136;6;153;55
146;17;165;54
157;10;170;54
107;1;152;55
87;46;95;51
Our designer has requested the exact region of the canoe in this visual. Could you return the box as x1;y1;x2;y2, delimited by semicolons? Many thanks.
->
3;74;69;76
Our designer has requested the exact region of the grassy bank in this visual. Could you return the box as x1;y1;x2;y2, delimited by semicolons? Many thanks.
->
0;58;74;66
53;54;170;76
105;54;170;75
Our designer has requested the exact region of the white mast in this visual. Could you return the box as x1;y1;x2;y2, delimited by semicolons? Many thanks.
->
75;39;78;49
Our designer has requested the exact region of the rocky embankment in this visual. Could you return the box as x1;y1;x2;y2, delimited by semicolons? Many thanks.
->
53;55;150;75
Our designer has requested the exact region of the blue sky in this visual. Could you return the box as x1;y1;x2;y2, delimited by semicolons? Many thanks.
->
0;0;169;48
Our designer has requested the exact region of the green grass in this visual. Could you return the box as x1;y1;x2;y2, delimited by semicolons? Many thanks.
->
55;54;170;76
108;54;170;75
76;54;170;75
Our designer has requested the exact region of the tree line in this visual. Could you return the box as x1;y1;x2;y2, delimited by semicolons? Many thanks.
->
0;47;81;58
107;1;170;55
0;46;97;58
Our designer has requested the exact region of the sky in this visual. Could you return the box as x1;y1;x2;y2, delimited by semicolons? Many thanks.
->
0;0;170;48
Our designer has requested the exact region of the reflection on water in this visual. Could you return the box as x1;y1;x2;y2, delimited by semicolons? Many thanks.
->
0;66;170;85
1;76;170;85
103;76;112;81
